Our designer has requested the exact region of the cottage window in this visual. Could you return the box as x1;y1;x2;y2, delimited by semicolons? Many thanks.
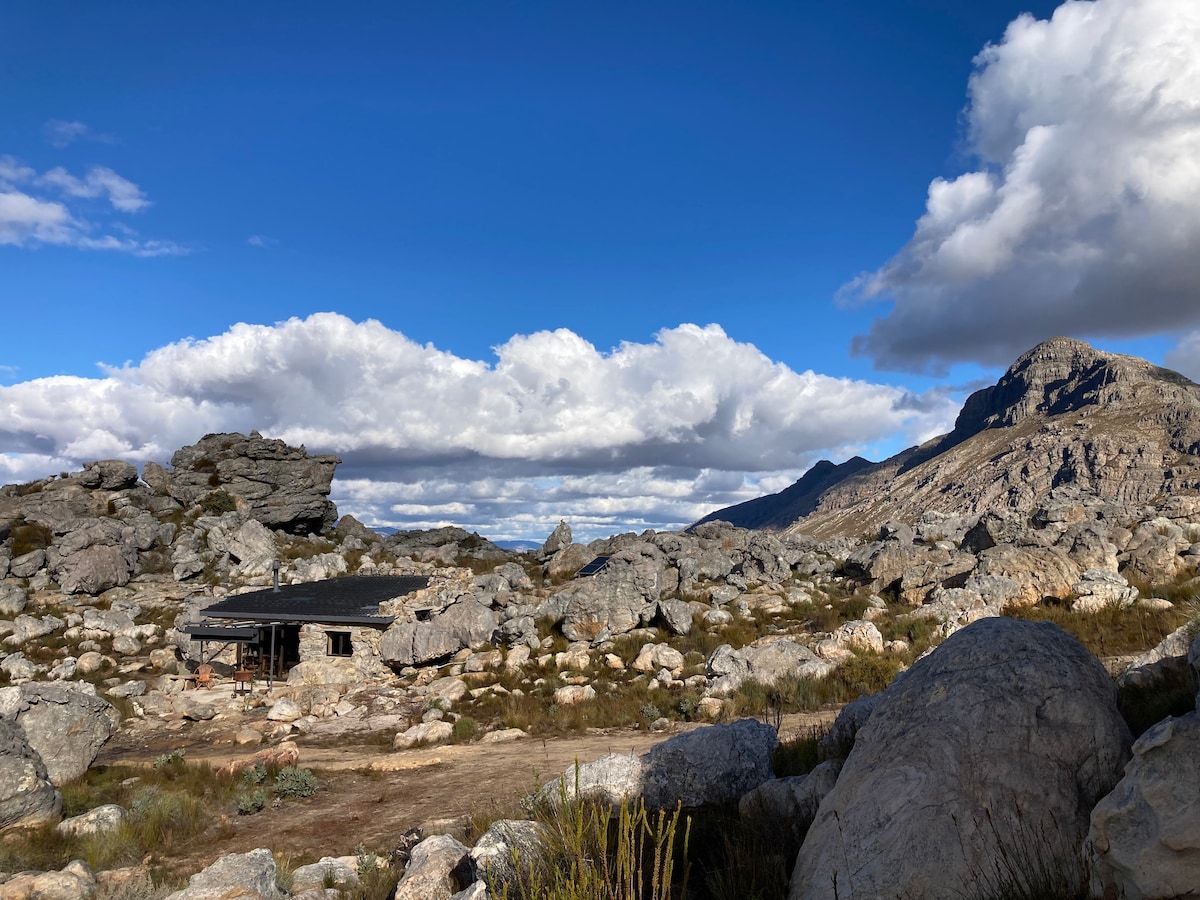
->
326;631;353;657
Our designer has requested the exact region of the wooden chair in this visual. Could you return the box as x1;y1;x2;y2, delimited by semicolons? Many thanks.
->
195;663;216;690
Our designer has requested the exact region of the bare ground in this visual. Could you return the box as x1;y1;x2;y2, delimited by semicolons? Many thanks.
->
98;710;837;876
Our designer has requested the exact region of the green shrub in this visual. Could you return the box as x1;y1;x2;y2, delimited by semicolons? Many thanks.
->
453;716;480;743
10;520;53;557
199;490;237;515
153;749;186;771
241;760;267;786
836;652;902;697
236;789;266;815
273;766;318;799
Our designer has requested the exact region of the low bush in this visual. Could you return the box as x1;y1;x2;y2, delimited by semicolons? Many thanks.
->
236;789;266;815
274;766;318;800
199;490;237;516
453;716;480;743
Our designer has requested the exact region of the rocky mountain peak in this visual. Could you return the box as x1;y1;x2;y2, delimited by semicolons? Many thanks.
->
697;337;1200;536
952;336;1200;440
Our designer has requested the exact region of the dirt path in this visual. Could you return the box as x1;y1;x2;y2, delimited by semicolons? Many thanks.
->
102;710;837;875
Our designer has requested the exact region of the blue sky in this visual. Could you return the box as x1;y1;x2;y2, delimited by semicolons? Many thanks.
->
3;1;1199;540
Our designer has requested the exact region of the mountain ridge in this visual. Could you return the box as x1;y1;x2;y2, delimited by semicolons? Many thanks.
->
695;337;1200;539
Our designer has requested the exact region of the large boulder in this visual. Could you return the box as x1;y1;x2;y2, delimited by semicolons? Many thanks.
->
0;859;96;900
394;834;473;900
539;520;572;559
164;849;283;900
1087;712;1200;899
381;616;474;667
790;617;1131;900
78;460;139;491
56;544;131;595
556;566;658;642
739;759;842;843
151;432;340;535
0;683;120;785
706;640;835;696
971;545;1081;607
547;718;777;810
0;716;60;830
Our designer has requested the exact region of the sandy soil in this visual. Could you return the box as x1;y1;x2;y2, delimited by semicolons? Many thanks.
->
99;709;837;875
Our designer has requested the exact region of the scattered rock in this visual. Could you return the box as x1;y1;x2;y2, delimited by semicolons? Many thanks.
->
290;857;360;893
394;721;454;750
56;803;128;837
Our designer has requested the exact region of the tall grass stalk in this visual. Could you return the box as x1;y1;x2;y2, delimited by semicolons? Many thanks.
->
494;784;690;900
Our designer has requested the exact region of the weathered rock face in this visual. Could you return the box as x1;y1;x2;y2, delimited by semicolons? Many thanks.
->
0;683;120;785
394;834;473;900
548;718;777;810
739;759;842;844
539;520;572;560
706;639;835;695
380;597;499;668
555;564;659;642
790;617;1132;900
698;338;1200;539
469;819;547;890
0;859;96;900
1087;712;1200;900
0;717;60;831
152;432;339;534
164;848;283;900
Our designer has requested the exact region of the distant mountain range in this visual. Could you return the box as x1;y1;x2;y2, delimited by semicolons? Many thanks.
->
695;337;1200;539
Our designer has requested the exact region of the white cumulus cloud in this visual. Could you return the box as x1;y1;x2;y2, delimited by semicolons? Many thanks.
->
848;0;1200;372
0;314;961;540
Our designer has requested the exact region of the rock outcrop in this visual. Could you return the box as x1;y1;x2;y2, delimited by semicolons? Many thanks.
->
1087;712;1200;899
0;683;120;785
791;617;1132;900
145;432;339;534
0;717;60;831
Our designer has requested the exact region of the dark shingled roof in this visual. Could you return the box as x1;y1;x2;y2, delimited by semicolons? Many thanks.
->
202;575;429;625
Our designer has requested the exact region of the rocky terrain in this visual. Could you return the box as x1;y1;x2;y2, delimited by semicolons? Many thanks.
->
0;339;1198;898
698;337;1200;538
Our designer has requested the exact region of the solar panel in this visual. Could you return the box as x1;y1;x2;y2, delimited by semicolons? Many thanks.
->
575;556;611;577
203;574;428;624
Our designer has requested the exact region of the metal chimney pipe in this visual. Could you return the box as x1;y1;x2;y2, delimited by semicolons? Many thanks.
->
272;559;280;592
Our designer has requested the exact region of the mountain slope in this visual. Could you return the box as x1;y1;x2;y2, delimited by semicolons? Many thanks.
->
697;337;1200;539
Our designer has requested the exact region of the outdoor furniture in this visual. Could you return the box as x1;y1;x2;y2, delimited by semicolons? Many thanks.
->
233;669;254;695
195;663;216;689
